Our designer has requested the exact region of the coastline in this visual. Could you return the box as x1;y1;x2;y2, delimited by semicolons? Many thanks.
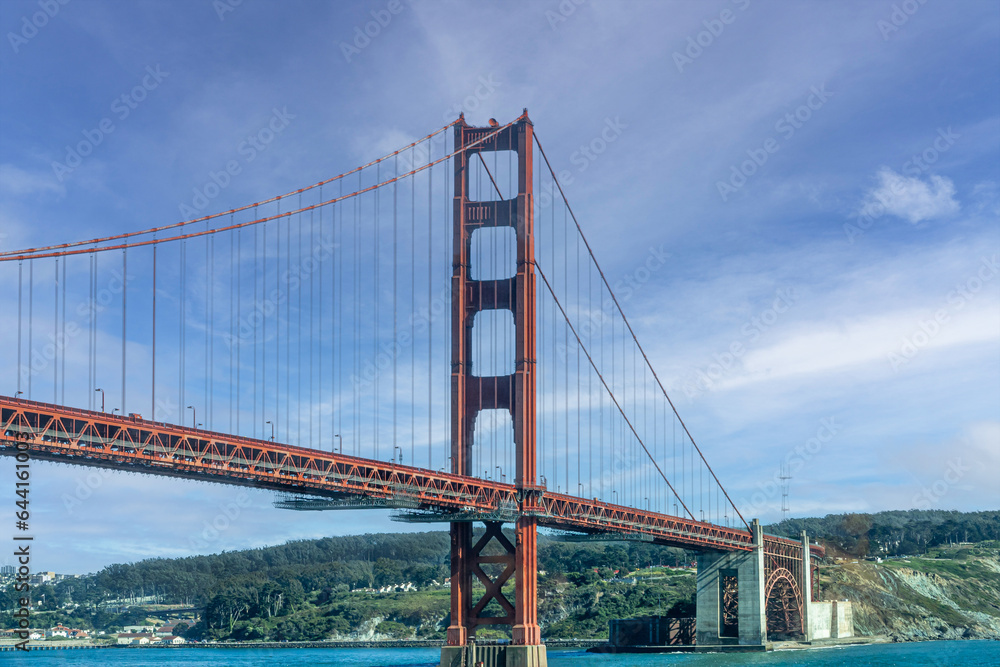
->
8;635;1000;652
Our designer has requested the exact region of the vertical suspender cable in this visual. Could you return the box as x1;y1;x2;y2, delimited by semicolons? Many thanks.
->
276;212;282;441
253;217;259;437
297;205;303;445
563;206;569;494
122;247;127;414
261;219;267;438
152;244;157;419
209;234;215;430
206;228;211;429
61;257;66;403
427;148;433;468
442;139;449;465
53;259;58;402
286;211;292;442
17;261;22;397
337;180;344;451
235;233;240;434
89;256;94;408
28;260;33;399
374;163;380;459
354;172;360;455
318;194;324;449
410;151;415;467
229;228;235;433
310;209;315;447
392;155;398;460
588;250;593;497
576;217;581;495
181;241;186;425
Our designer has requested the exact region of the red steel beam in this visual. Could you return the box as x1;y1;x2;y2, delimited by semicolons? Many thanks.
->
0;396;821;559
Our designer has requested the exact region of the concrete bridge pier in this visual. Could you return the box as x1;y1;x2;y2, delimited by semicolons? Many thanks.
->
695;519;767;647
441;641;546;667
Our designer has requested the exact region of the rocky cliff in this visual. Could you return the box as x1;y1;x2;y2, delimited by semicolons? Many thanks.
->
818;546;1000;641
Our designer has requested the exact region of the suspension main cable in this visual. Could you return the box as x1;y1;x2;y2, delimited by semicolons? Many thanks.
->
534;260;694;520
532;132;749;531
2;116;526;263
0;120;462;259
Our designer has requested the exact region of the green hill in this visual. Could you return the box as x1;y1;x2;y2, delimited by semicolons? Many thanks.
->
3;509;997;642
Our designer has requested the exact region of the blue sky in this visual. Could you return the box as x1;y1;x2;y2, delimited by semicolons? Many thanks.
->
1;0;998;574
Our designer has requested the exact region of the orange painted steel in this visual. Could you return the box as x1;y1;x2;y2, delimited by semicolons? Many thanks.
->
0;395;822;564
0;121;460;260
448;113;542;645
0;115;529;263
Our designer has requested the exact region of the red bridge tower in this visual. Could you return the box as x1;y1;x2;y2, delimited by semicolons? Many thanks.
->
444;112;546;667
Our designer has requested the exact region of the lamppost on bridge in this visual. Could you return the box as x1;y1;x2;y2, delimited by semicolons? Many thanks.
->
612;489;618;504
334;434;342;454
393;446;402;464
112;408;119;416
645;497;650;510
95;388;105;413
496;466;504;483
187;406;196;429
266;420;274;443
14;391;22;400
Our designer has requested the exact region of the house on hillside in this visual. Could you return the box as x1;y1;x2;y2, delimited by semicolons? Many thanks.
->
124;624;157;633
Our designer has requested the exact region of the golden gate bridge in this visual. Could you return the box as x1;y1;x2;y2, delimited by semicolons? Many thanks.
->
1;111;822;665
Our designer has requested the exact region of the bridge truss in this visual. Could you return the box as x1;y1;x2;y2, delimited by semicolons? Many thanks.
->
0;112;823;654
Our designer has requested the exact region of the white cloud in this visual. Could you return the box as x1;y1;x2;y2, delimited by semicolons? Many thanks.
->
859;167;959;223
0;163;65;197
720;301;999;389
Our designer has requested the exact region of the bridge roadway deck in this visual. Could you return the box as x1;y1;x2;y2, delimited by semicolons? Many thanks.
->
0;396;821;557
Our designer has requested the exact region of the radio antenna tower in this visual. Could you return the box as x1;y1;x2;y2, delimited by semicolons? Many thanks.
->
779;462;792;522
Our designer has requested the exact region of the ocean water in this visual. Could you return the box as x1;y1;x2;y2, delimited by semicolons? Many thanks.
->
1;641;997;666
